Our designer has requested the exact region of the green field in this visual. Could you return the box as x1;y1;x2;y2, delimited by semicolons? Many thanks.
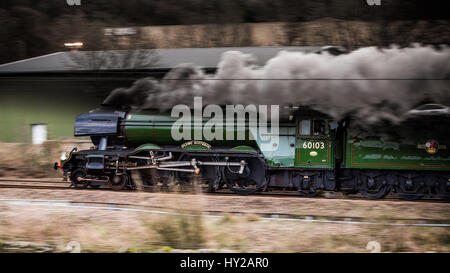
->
0;78;120;142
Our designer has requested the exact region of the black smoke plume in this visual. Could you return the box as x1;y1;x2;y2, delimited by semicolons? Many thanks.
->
103;45;450;135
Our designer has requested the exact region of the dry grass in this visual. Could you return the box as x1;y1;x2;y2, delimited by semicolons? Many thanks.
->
0;141;91;178
145;214;205;249
0;201;449;253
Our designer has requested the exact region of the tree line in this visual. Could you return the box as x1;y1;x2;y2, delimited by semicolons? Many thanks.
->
0;0;448;64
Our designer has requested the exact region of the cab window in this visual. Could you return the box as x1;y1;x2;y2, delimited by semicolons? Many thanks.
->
313;120;326;135
299;120;311;136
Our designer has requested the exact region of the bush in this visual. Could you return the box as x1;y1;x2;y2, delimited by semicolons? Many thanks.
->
152;214;205;249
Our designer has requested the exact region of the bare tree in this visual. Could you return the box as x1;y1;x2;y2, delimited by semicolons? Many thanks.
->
277;22;306;46
0;7;53;64
67;49;159;70
198;24;254;47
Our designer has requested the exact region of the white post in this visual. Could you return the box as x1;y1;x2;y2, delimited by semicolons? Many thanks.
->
31;123;47;144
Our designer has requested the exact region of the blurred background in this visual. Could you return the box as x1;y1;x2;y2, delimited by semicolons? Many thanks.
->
0;0;448;175
0;0;449;254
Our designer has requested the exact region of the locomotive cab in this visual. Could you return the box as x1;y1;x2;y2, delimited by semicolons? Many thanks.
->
295;118;336;169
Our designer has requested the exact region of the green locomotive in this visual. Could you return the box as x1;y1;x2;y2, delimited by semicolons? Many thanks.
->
56;105;450;200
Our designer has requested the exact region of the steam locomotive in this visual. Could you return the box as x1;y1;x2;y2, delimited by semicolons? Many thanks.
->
55;105;450;201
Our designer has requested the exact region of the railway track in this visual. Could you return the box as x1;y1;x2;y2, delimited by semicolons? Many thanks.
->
0;178;71;190
0;178;448;203
0;197;448;228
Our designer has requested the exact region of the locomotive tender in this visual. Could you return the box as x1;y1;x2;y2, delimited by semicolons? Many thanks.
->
56;105;450;200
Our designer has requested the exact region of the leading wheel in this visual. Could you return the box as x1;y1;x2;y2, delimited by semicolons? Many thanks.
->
70;168;89;189
223;157;266;195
